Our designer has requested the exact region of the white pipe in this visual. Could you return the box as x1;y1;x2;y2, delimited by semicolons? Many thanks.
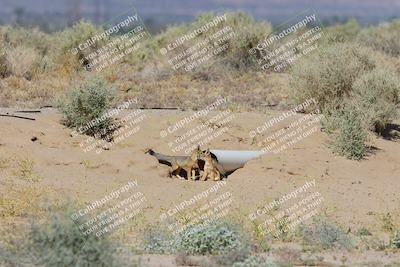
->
210;150;267;173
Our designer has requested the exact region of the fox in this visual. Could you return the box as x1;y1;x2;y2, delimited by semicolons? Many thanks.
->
200;149;221;181
145;146;202;180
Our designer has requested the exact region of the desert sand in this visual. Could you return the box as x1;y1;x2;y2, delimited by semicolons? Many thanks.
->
1;107;399;232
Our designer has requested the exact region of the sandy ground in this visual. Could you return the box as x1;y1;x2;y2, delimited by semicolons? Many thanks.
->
1;107;400;263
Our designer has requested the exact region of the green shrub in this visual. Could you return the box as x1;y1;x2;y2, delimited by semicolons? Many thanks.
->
391;230;400;248
232;255;279;267
216;12;272;70
58;77;115;137
175;222;247;255
356;227;372;236
56;20;105;69
142;221;249;256
142;226;175;254
28;213;116;266
297;218;352;250
290;42;375;110
324;19;360;44
329;104;368;160
0;209;135;267
357;20;400;57
351;69;400;134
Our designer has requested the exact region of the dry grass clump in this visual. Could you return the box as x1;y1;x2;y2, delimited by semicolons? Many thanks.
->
0;183;45;219
5;46;39;79
0;75;64;107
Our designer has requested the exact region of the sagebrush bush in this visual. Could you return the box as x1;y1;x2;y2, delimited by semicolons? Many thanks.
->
357;20;400;57
175;222;247;255
329;104;368;160
58;77;115;137
297;218;352;250
351;69;400;134
290;42;375;110
216;12;272;70
143;221;249;256
0;209;135;267
28;213;116;266
323;19;360;44
56;20;105;70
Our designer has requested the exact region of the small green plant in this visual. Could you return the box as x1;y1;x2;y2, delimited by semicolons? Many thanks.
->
391;230;400;248
356;227;372;236
351;69;400;134
58;77;115;138
328;104;368;160
250;221;271;252
296;218;352;250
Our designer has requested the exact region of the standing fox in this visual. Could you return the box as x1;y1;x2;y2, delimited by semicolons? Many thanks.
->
145;146;202;180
